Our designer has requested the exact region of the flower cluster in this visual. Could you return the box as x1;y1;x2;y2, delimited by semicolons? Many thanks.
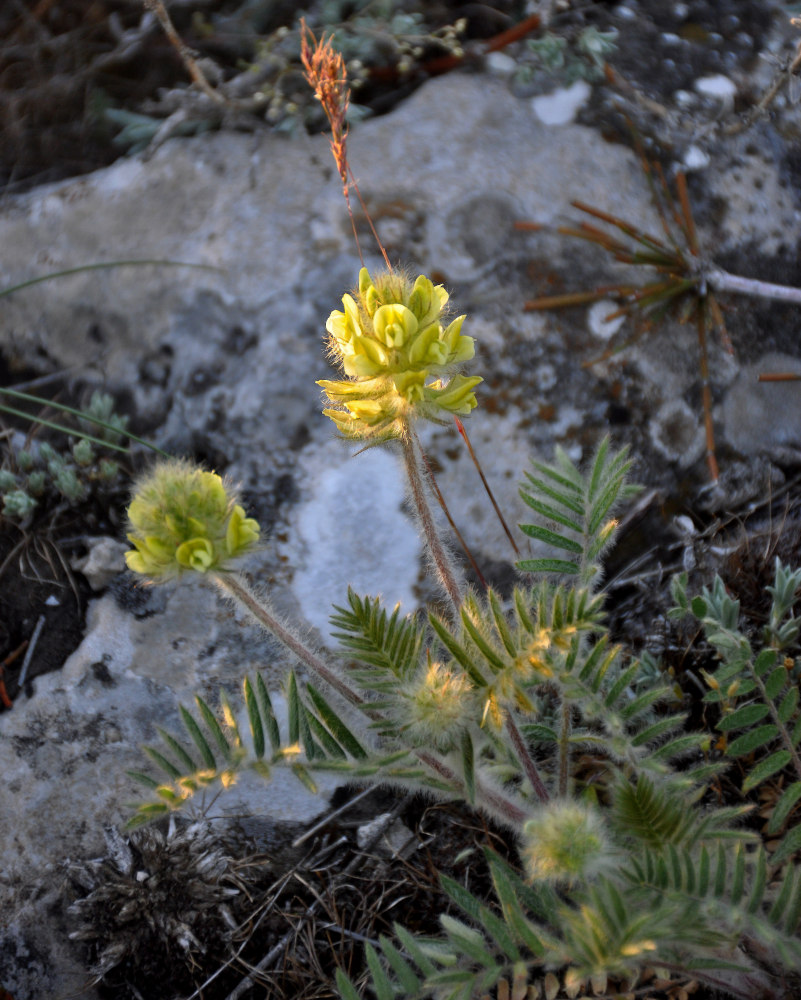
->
521;801;613;887
318;267;482;441
125;460;260;581
400;658;476;752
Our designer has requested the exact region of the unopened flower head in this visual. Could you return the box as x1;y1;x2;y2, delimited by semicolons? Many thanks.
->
318;267;482;441
521;800;614;887
125;460;260;581
400;658;475;751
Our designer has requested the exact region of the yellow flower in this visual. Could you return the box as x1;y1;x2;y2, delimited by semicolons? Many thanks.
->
522;801;614;887
125;460;260;581
319;267;481;441
401;658;476;751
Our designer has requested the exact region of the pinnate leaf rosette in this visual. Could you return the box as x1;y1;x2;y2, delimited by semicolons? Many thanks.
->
125;460;260;581
318;267;482;441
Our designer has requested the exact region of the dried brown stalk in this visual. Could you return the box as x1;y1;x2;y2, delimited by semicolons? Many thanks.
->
300;19;389;269
142;0;224;106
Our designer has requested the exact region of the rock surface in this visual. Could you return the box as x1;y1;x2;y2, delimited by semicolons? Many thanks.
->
2;19;801;994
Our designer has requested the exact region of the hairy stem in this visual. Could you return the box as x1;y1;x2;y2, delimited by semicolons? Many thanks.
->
213;571;364;708
707;266;801;306
558;698;571;797
213;572;530;825
417;750;529;827
505;713;549;803
400;421;463;614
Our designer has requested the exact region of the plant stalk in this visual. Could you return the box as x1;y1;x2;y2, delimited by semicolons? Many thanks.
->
400;421;463;614
707;266;801;306
505;713;549;803
214;572;531;825
213;571;364;708
417;750;529;827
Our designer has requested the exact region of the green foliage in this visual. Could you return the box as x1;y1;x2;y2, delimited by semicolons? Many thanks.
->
130;440;801;997
671;561;801;864
127;669;427;827
517;437;639;586
525;26;618;84
0;390;137;523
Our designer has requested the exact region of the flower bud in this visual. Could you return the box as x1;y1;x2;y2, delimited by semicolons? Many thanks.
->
400;658;475;751
125;460;260;581
522;800;613;886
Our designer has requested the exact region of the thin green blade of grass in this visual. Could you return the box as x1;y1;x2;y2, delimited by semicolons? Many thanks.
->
1;259;223;298
0;388;170;457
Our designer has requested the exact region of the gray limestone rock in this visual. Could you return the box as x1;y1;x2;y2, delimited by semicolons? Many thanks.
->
1;63;801;997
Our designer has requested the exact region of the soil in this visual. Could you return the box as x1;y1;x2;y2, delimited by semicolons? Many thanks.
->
0;371;132;710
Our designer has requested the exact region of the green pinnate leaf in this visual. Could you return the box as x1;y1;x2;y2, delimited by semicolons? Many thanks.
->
742;750;792;792
180;705;217;768
767;781;801;835
196;696;232;760
517;557;579;575
764;664;788;699
726;724;778;758
243;676;265;759
518;523;583;553
365;942;395;1000
717;703;770;733
143;745;182;781
255;673;281;751
778;685;799;724
306;681;367;759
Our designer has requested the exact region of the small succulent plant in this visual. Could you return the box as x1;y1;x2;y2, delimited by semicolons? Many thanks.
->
0;391;127;524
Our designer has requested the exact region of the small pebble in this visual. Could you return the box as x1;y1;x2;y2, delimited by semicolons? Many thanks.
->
531;80;591;125
587;300;625;341
694;74;737;109
661;33;682;47
683;145;710;171
535;362;558;391
485;52;516;76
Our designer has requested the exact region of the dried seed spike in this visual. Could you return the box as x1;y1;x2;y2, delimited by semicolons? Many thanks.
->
300;18;390;269
544;972;560;1000
497;977;510;1000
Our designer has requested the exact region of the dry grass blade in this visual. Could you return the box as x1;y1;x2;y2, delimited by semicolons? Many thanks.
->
300;19;389;269
519;161;728;480
142;0;224;105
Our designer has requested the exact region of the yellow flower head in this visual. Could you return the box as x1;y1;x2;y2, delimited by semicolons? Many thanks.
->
522;801;613;887
319;267;481;441
125;460;260;581
400;658;475;752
